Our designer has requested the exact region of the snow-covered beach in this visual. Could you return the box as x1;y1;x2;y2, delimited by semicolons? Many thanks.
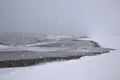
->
0;35;119;80
0;34;112;68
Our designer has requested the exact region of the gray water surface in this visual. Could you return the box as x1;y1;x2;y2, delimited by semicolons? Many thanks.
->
0;33;112;68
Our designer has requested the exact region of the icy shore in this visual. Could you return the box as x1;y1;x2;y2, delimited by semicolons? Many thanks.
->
0;34;113;68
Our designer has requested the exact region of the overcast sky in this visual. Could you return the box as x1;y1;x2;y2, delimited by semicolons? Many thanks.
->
0;0;120;36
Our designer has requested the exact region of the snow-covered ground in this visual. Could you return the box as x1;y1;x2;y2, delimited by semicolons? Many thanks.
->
0;36;119;80
0;45;10;49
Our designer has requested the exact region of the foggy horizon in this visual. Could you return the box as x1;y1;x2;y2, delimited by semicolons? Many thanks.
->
0;0;120;36
0;1;120;80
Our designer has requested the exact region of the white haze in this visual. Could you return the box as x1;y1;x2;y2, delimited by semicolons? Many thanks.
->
0;0;120;36
0;1;120;80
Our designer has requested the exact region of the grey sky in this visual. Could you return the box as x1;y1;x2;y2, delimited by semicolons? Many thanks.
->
0;0;120;36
